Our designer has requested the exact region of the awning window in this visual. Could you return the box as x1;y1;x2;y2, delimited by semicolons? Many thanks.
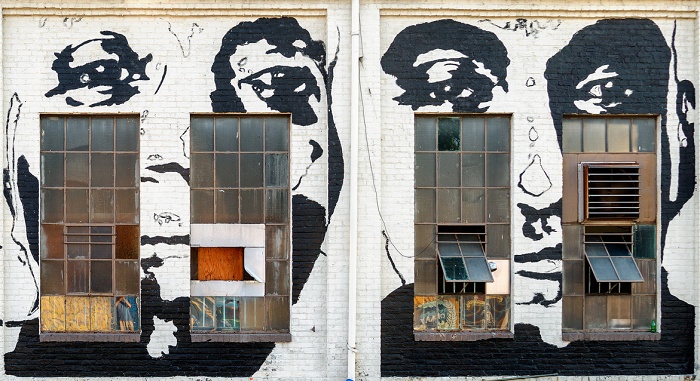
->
437;226;493;282
584;226;643;282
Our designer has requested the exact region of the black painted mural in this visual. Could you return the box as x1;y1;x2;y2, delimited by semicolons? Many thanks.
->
381;18;695;376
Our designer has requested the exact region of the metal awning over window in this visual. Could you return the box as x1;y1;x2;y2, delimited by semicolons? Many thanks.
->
437;226;493;282
584;226;643;282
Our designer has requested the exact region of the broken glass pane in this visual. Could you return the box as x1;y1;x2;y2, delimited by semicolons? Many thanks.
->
437;117;460;151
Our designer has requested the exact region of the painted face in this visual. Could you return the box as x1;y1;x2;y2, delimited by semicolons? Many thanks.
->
573;64;634;114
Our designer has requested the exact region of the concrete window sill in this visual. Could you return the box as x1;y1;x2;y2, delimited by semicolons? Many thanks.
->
40;333;141;342
563;331;661;341
414;331;514;341
191;332;291;343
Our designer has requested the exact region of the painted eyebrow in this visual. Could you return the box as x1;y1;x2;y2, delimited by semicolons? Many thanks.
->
575;64;618;90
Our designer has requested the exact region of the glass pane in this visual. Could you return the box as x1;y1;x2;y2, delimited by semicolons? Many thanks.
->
41;117;64;151
215;188;239;223
562;296;583;330
67;244;89;259
413;297;437;331
437;117;460;151
215;117;238;152
562;225;582;259
266;296;289;331
583;118;606;152
465;257;493;281
633;259;656;294
65;189;88;223
190;296;215;330
115;295;139;331
91;117;114;151
265;189;289;223
415;188;435;223
115;260;140;294
91;244;112;259
487;153;509;187
585;242;608;256
611;257;643;281
191;117;214;152
240;189;264;223
41;224;64;259
65;153;89;187
41;260;65;294
486;188;509;223
606;243;631;256
68;226;89;234
438;243;461;257
415;153;435;187
67;261;88;293
607;119;630;152
436;296;460;330
437;153;460;187
440;256;468;281
265;260;290;295
240;118;264;152
115;154;138;188
486;224;509;258
91;189;114;223
240;153;263;188
215;153;238;188
633;224;656;258
240;297;265;331
414;260;437;294
265;153;288;187
562;118;582;153
190;153;214;188
116;225;139;260
486;117;509;152
115;189;138;223
191;189;214;224
462;154;484;187
217;296;240;331
265;117;289;151
437;188;460;223
607;295;631;329
414;116;436;151
563;260;584;295
585;295;607;329
462;117;485;151
461;295;485;329
91;153;114;187
66;117;89;151
634;118;656;152
42;153;64;187
266;225;289;260
486;295;510;330
91;261;112;293
632;295;656;329
587;257;618;281
414;224;436;259
460;242;485;257
115;117;139;152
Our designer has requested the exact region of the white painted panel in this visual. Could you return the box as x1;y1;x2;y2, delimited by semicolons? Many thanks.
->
190;280;265;297
190;224;265;247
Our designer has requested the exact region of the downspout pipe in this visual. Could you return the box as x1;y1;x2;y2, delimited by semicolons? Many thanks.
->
347;0;360;380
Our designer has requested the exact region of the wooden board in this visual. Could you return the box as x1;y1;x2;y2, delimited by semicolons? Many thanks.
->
198;247;243;281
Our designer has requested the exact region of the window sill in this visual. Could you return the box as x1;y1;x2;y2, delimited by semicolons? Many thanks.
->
191;332;291;343
40;332;141;342
414;331;513;341
563;331;660;341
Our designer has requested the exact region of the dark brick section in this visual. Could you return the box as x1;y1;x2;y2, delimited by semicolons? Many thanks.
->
292;194;327;305
381;272;694;377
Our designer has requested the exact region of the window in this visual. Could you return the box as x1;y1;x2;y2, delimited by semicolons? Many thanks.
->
413;116;511;338
561;116;658;340
40;115;140;338
189;115;290;340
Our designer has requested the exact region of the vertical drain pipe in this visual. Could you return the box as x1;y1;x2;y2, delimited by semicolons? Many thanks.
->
347;0;360;379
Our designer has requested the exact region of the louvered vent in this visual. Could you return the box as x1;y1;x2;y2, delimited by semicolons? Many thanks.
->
582;164;640;219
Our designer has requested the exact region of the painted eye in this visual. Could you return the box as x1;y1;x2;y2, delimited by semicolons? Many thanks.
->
588;84;602;97
80;73;90;83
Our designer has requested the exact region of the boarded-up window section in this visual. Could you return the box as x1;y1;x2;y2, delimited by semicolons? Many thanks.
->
197;247;244;281
580;163;640;220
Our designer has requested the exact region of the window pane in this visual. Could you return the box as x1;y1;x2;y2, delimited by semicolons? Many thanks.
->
67;261;88;293
191;117;214;152
440;256;468;281
91;244;112;259
265;153;288;188
633;224;656;258
607;119;630;152
414;224;436;259
91;189;114;223
41;117;64;151
486;188;509;223
67;244;89;259
215;153;238;188
462;117;485;151
190;153;214;188
265;261;289;295
414;297;437;331
191;189;214;224
215;188;239;223
116;225;139;260
437;117;460;151
465;258;493;281
486;117;509;152
115;154;138;188
611;257;643;281
486;224;510;258
562;296;583;330
65;153;89;187
607;295;631;329
414;260;437;294
487;153;509;187
266;296;289;331
266;225;289;260
240;189;264;223
65;189;88;223
461;294;485;329
415;153;435;187
562;118;582;153
115;260;140;295
437;188;460;223
216;296;240;331
634;118;655;152
115;189;138;223
215;117;238;152
633;260;657;294
42;153;64;188
562;225;582;259
585;295;607;329
240;297;265;331
265;117;289;151
66;117;89;151
41;224;65;259
190;296;215;330
415;188;435;223
265;189;289;223
90;296;113;332
115;117;139;152
91;117;114;151
632;295;656;329
91;261;112;293
240;153;263;188
437;296;460;330
587;257;617;281
414;117;436;151
461;189;485;223
583;118;606;152
41;260;65;294
563;260;583;295
240;118;264;152
486;295;510;330
91;153;114;187
462;153;484;187
437;153;460;187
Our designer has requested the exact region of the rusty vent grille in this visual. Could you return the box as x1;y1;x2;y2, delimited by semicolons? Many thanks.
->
581;163;640;220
